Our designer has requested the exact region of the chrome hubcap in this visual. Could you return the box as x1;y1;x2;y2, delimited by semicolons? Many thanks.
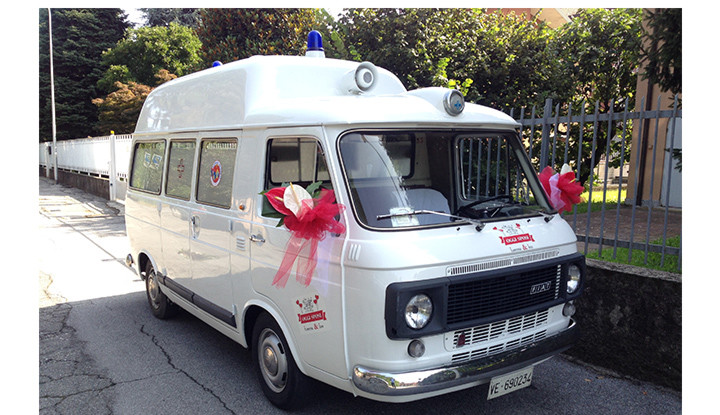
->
147;271;160;308
258;328;288;393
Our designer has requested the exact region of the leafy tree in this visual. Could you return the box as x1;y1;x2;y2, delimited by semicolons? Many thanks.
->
139;8;201;28
553;9;643;105
545;8;643;185
196;8;320;66
639;8;681;96
93;69;177;135
98;22;202;92
336;9;560;109
639;8;681;171
39;8;129;141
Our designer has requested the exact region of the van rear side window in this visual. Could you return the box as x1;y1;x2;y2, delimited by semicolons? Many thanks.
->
165;140;196;200
196;139;237;208
130;141;166;194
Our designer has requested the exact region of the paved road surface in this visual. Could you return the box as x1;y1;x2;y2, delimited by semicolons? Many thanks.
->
37;178;682;414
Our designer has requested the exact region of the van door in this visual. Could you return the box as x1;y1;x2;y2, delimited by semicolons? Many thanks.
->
127;139;166;273
160;137;197;293
249;129;347;378
189;136;239;327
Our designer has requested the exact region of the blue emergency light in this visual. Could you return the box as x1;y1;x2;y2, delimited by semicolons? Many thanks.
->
306;30;325;58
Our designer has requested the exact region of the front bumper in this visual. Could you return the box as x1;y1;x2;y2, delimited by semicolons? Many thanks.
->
352;319;578;396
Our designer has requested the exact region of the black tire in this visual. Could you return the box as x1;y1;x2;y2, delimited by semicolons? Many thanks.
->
145;262;179;319
251;312;311;409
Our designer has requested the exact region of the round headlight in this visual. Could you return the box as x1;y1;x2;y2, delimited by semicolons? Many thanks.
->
405;294;433;329
567;264;581;294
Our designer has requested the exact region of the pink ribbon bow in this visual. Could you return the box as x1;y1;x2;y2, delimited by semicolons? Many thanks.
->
538;165;584;214
264;186;346;288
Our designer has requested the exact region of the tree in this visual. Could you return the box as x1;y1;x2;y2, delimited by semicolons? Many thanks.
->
553;9;643;105
547;8;643;185
196;8;321;66
639;8;681;96
139;8;201;28
639;8;681;172
98;22;202;92
39;8;130;141
93;69;177;135
336;9;561;109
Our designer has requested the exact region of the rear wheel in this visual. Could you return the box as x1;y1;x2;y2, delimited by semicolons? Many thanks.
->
252;312;310;409
144;262;179;319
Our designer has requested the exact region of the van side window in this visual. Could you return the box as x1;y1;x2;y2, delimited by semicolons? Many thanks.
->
196;139;237;208
130;141;166;194
266;138;330;187
165;140;196;200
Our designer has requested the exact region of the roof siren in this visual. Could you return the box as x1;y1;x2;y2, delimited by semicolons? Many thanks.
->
342;61;378;94
306;30;325;58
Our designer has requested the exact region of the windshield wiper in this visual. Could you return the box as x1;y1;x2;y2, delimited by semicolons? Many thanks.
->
537;209;556;222
377;210;488;231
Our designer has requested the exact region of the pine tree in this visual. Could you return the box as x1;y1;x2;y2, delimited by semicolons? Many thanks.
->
39;8;129;141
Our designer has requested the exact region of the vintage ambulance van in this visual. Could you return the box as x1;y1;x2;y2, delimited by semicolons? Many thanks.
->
125;32;585;409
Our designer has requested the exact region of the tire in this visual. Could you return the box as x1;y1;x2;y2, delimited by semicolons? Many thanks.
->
144;262;179;319
251;312;311;409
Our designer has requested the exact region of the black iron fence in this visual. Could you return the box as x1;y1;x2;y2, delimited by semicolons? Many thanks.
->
509;96;682;272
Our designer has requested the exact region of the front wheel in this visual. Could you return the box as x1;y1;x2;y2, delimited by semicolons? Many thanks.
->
251;312;311;409
144;262;179;319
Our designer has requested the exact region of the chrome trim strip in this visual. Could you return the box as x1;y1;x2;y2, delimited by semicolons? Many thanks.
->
352;320;577;396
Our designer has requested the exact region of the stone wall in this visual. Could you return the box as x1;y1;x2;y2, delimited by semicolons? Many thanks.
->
40;168;110;200
566;259;681;390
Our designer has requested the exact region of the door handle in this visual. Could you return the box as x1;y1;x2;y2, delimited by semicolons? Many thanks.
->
249;234;265;245
191;216;199;237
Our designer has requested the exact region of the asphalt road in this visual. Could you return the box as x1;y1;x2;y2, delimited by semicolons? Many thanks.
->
37;178;682;414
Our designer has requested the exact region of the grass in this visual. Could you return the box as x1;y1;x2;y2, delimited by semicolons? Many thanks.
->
566;187;627;215
585;235;681;274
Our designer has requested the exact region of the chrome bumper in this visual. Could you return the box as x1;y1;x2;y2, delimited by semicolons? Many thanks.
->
352;320;578;396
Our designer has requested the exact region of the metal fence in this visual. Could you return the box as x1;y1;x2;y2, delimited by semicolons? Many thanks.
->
509;95;682;272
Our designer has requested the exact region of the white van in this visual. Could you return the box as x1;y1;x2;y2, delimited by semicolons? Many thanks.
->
125;32;585;409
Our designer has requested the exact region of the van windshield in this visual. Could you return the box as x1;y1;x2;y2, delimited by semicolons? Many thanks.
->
338;131;552;229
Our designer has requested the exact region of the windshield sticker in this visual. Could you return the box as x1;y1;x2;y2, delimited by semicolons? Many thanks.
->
210;160;222;186
296;294;328;333
389;207;420;227
494;223;535;252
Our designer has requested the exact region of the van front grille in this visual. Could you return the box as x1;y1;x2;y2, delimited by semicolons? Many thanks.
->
446;264;561;326
451;330;548;364
446;309;549;350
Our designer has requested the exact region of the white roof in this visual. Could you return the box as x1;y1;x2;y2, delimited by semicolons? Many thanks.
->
134;55;518;133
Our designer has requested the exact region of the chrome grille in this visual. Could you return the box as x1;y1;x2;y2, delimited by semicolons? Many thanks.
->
446;310;549;350
450;330;548;364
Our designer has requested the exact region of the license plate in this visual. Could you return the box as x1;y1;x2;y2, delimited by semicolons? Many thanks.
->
487;366;534;400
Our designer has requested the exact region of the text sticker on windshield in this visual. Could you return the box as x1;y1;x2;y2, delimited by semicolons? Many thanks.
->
389;207;420;227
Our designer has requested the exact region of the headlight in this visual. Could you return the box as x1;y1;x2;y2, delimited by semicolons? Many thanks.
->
405;294;433;329
567;264;582;294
